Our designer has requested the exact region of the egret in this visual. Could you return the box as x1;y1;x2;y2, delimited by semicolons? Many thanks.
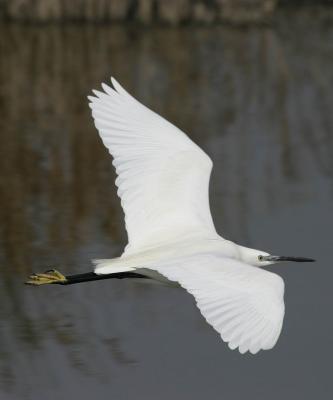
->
26;78;314;354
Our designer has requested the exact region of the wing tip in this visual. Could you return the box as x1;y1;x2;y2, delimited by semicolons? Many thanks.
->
110;76;118;88
110;76;129;97
87;77;126;100
101;82;115;96
87;78;118;104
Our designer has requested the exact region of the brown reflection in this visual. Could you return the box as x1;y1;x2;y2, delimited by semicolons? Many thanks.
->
0;19;332;398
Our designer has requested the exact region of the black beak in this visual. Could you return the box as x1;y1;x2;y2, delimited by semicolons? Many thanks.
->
261;255;315;262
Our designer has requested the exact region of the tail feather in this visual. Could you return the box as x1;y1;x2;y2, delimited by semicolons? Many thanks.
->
92;259;136;275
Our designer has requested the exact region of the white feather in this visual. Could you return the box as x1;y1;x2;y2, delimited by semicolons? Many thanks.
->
88;78;286;354
147;254;285;354
89;78;216;253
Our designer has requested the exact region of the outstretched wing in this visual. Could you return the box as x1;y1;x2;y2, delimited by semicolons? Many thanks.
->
147;254;285;354
88;78;216;253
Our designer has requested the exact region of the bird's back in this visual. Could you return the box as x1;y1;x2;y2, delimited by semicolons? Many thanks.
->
93;234;238;275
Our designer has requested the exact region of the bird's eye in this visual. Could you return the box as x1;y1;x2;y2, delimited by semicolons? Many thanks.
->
258;255;263;261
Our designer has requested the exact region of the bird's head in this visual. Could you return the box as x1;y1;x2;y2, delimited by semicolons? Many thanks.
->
238;246;315;267
250;250;315;267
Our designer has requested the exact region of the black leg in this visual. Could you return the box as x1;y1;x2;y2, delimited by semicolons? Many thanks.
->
63;271;149;285
25;269;149;286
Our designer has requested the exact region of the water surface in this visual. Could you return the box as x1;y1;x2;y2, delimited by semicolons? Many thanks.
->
0;15;332;400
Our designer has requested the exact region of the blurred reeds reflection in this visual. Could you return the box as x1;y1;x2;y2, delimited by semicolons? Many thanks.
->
0;20;332;399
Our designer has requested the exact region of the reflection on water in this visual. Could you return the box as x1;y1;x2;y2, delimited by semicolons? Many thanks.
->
0;15;333;400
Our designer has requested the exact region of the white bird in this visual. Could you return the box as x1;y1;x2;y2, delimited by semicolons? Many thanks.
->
27;77;314;354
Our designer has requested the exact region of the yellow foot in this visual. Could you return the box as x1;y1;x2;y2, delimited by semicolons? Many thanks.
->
25;269;67;285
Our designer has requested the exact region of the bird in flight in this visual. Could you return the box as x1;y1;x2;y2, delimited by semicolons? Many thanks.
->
26;78;314;354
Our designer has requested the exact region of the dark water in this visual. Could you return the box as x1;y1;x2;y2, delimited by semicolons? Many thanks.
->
0;13;333;400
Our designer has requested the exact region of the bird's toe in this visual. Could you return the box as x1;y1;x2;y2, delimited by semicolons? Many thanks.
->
25;269;67;285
